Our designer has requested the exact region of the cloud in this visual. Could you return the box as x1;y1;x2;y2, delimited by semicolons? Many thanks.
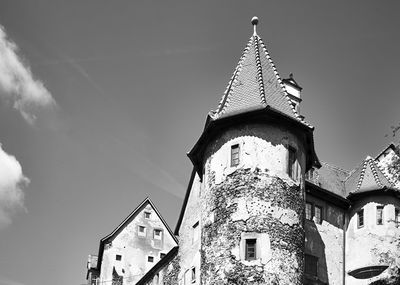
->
0;25;55;124
0;144;29;229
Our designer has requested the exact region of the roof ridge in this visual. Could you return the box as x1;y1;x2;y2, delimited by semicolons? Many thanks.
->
253;35;267;106
257;37;313;128
320;160;349;174
356;159;369;191
214;37;253;117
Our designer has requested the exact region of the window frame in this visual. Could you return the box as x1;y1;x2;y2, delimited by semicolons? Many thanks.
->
153;229;163;240
144;211;151;219
115;254;122;261
138;225;147;237
395;208;400;224
357;209;364;228
147;255;154;263
288;146;297;180
230;144;240;167
245;238;257;261
305;202;313;220
376;205;384;225
192;221;199;244
191;267;196;283
314;205;323;225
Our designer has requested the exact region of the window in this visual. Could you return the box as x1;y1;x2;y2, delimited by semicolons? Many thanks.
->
116;254;122;261
245;239;257;261
305;254;318;276
306;168;314;181
154;229;163;240
231;144;240;167
138;225;146;236
377;206;384;225
148;256;154;262
305;202;312;220
160;253;166;259
357;209;364;228
191;267;196;283
314;206;322;224
144;211;151;219
288;146;297;179
395;208;400;224
192;221;199;244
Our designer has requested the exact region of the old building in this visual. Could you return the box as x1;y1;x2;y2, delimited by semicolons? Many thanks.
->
86;17;400;285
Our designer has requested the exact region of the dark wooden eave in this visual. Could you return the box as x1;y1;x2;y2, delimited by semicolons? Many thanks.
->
306;181;350;209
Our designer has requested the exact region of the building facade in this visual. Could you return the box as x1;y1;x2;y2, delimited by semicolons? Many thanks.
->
87;17;400;285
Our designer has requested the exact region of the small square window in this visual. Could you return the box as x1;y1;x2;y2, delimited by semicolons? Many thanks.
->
138;225;146;236
314;206;322;224
231;144;240;167
148;256;154;262
160;253;166;259
377;206;384;225
191;267;196;283
144;211;151;219
115;254;122;261
245;239;256;261
357;209;364;228
395;208;400;224
305;202;312;220
154;229;163;240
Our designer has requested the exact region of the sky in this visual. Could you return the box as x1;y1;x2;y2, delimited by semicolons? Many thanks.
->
0;1;400;285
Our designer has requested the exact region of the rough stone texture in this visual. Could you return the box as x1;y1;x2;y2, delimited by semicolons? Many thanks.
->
346;195;400;285
197;124;307;285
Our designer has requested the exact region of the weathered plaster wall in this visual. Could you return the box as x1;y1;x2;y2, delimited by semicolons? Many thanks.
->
100;204;177;284
200;123;307;285
305;194;345;285
346;195;400;285
176;174;202;284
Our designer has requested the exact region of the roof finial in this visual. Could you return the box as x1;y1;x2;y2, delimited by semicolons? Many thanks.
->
251;16;259;36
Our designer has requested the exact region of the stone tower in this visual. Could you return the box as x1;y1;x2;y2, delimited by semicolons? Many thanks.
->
187;17;320;285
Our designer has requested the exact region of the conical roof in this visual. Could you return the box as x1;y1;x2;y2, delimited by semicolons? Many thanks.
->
209;20;309;127
345;156;393;195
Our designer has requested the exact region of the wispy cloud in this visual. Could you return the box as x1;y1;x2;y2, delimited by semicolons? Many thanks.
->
0;276;25;285
0;25;55;124
0;144;29;229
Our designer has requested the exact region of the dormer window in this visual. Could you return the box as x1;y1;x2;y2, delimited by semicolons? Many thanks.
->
231;144;240;167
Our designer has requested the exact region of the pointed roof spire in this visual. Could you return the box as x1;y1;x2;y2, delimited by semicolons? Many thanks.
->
210;17;310;127
345;156;394;195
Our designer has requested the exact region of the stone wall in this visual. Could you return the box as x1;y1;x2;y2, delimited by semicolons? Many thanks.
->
200;123;307;285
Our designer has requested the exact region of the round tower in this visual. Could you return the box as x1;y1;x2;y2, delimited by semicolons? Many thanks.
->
345;157;400;284
188;17;319;285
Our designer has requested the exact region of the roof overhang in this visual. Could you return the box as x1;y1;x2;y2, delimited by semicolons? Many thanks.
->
188;107;320;178
347;187;400;201
306;181;350;209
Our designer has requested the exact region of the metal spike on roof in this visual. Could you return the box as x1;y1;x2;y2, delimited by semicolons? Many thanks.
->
211;17;311;128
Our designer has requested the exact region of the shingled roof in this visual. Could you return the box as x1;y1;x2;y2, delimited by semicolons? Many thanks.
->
209;17;310;128
345;156;394;196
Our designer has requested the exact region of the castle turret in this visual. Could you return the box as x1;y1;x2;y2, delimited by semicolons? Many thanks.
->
186;17;319;285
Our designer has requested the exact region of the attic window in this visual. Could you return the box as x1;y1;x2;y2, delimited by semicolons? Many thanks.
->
144;211;151;219
357;209;364;228
138;225;146;237
160;253;166;259
231;144;240;167
154;229;163;240
377;206;384;225
148;256;154;262
116;254;122;261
